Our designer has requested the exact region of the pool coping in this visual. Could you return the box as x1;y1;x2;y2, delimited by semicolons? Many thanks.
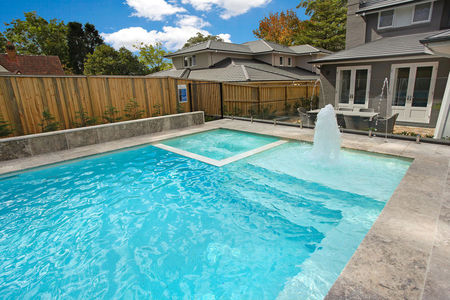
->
0;119;449;299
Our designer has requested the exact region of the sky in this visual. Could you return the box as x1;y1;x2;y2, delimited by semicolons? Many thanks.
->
0;0;308;51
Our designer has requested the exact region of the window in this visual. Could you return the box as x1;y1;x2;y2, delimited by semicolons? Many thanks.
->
413;2;431;23
379;10;394;28
280;56;283;66
287;57;292;66
183;55;196;67
378;1;433;29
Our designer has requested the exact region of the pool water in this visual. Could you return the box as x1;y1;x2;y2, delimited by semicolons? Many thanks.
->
161;129;279;160
0;137;410;299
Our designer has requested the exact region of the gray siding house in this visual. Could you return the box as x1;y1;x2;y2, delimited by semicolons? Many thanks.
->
312;0;450;128
150;40;331;82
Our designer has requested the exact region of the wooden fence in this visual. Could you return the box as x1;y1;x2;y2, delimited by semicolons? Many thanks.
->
0;75;319;137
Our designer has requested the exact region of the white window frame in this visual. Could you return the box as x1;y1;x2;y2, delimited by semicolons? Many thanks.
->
287;57;292;66
411;1;433;25
378;9;394;29
280;56;284;66
377;0;434;30
335;65;372;109
183;55;196;67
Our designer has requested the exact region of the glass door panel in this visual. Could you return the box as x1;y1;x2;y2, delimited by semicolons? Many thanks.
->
393;67;409;106
412;66;432;107
339;70;351;104
354;69;368;104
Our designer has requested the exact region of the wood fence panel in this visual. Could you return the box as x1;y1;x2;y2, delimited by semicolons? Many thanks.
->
0;75;318;136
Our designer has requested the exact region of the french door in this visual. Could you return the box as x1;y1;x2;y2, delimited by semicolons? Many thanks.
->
389;62;438;123
335;66;371;109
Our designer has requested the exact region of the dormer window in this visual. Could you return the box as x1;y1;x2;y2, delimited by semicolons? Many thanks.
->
287;57;292;66
183;55;196;67
280;57;283;66
379;10;394;28
378;1;433;29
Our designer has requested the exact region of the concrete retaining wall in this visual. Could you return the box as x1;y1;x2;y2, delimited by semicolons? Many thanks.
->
0;112;204;161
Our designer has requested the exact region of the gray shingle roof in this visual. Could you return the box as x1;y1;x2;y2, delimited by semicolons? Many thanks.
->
167;40;331;57
289;44;333;54
356;0;424;14
149;58;318;82
311;31;443;63
420;30;450;44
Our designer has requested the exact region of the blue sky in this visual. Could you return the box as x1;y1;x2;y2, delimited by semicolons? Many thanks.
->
0;0;308;51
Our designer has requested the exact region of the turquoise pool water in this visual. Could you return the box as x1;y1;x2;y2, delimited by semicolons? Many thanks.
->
0;137;410;299
161;129;279;160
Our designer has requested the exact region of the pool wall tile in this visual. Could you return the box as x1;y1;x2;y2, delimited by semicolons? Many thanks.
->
0;112;204;162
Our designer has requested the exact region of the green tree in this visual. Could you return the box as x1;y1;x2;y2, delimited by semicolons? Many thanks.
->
84;44;149;75
3;12;69;68
135;42;172;73
67;22;104;74
124;99;145;120
296;0;347;51
0;32;6;53
183;32;224;49
253;10;304;46
103;105;122;123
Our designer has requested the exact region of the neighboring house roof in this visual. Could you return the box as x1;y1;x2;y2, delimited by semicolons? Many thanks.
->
0;64;10;74
166;40;331;57
289;44;333;54
0;54;65;75
420;29;450;44
311;30;444;63
356;0;428;14
149;58;318;82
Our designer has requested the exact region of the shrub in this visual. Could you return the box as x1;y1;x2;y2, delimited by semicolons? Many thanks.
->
103;105;122;123
152;104;162;117
39;109;59;132
0;115;13;137
124;99;145;120
73;107;97;127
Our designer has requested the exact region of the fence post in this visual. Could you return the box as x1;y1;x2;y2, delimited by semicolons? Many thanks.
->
219;82;224;119
257;86;261;115
188;83;193;112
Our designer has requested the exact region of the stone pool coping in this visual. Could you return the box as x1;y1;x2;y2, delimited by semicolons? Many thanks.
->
1;119;449;299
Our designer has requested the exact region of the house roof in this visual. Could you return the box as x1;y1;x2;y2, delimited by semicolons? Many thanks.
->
311;30;443;64
149;58;318;82
166;40;331;57
420;29;450;44
0;54;65;75
356;0;428;14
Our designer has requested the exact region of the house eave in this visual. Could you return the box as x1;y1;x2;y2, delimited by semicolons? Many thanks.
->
310;53;433;65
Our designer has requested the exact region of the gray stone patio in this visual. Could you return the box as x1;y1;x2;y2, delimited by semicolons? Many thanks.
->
0;118;449;299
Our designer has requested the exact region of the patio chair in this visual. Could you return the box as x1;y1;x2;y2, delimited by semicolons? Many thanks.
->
338;107;353;111
360;108;375;112
373;113;399;134
297;107;313;126
343;115;371;131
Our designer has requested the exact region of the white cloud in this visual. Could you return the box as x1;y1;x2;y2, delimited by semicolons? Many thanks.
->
176;15;211;28
102;22;231;51
181;0;271;19
126;0;186;21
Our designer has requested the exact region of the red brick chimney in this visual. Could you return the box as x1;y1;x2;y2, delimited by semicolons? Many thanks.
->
5;42;17;61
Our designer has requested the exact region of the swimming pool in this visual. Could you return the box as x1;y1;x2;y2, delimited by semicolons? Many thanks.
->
0;131;410;299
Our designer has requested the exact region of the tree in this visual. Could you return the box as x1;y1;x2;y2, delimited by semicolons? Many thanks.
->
84;44;149;75
0;32;6;53
253;10;304;46
296;0;347;51
135;42;172;73
183;32;224;49
67;22;103;74
3;12;69;67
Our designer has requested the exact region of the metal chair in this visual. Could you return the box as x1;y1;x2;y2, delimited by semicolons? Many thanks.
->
360;108;375;112
338;107;353;111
